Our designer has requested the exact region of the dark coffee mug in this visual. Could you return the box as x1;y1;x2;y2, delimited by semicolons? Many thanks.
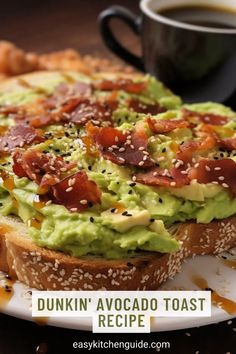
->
99;0;236;105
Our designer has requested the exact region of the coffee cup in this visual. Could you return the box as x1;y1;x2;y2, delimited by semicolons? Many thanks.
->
99;0;236;104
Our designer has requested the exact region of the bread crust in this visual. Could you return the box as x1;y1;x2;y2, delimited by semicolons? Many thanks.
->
0;214;235;290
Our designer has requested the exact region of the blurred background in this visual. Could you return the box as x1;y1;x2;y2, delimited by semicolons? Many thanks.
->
0;0;140;56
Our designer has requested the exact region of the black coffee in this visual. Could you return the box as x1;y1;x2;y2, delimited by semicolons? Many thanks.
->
158;5;236;29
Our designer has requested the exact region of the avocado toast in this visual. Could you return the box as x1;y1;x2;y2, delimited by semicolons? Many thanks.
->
0;70;235;290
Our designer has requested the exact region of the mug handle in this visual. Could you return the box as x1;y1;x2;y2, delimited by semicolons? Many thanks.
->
98;5;144;71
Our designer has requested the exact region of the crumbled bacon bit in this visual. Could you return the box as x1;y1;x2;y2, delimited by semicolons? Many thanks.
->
43;81;92;110
128;99;166;115
0;125;45;154
218;138;236;152
89;124;154;168
176;135;216;166
70;99;116;125
12;149;75;190
188;158;236;196
135;166;189;187
94;78;147;94
147;117;189;134
182;108;229;126
51;171;101;211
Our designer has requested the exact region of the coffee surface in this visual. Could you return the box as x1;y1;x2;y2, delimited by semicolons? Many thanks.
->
158;5;236;29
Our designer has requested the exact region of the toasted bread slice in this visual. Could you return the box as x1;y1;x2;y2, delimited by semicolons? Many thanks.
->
0;214;235;290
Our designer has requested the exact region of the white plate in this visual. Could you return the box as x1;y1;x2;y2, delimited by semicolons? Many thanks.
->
1;251;236;332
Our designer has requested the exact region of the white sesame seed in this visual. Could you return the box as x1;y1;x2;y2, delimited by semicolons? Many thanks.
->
138;161;145;166
80;199;88;205
66;187;73;192
222;183;229;188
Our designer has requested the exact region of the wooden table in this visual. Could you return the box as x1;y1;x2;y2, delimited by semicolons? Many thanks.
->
0;1;235;353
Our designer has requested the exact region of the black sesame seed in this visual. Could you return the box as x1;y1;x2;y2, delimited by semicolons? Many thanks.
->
126;213;132;216
159;198;163;203
65;132;70;137
128;190;133;195
162;148;166;153
129;182;136;187
221;255;227;259
150;218;155;222
102;169;106;173
122;211;128;216
88;166;92;171
155;163;160;167
88;202;93;208
127;262;133;267
116;182;120;185
54;149;60;153
90;217;94;223
43;150;48;153
110;208;116;213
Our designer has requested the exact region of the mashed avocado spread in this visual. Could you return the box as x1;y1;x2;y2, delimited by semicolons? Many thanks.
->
0;71;235;259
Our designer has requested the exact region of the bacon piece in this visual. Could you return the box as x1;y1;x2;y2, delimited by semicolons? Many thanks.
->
0;105;20;115
135;166;189;188
95;79;147;94
51;171;101;212
218;138;236;152
28;115;54;128
12;149;75;190
147;118;189;134
90;126;127;148
0;125;45;154
188;158;236;196
70;99;115;125
43;82;92;110
12;150;28;178
128;99;166;115
23;96;116;128
182;108;229;126
176;135;216;166
90;125;154;168
73;81;92;96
